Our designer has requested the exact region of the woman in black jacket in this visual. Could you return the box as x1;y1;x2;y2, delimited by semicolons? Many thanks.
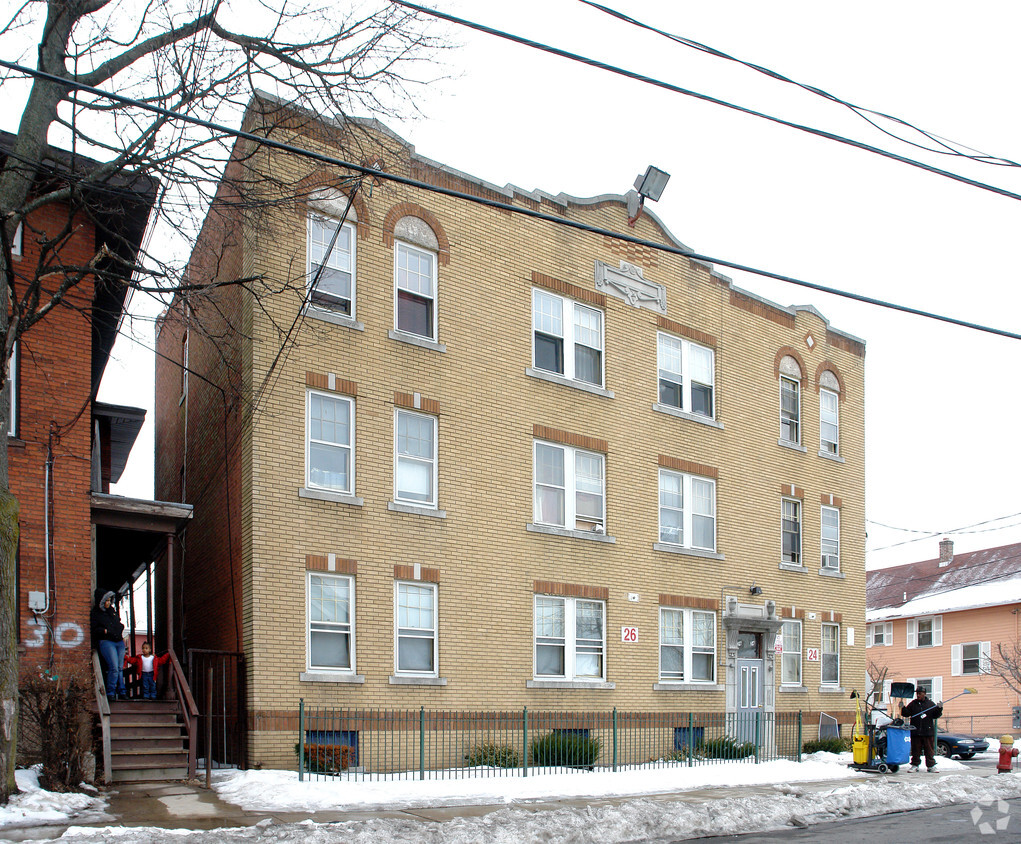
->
91;588;126;701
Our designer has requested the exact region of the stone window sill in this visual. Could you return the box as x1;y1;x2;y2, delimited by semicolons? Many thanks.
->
653;543;724;561
527;679;616;690
653;682;724;692
389;676;447;686
388;501;447;519
778;685;809;694
299;487;364;506
652;403;723;430
779;562;805;573
819;568;845;579
527;523;616;543
525;368;614;399
300;672;365;684
778;439;807;453
389;329;446;353
818;450;845;463
819;686;846;694
306;307;365;332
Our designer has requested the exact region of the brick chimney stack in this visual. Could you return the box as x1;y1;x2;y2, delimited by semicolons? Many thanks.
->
938;537;954;567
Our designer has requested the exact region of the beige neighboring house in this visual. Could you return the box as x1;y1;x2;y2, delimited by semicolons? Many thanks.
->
866;538;1021;737
155;95;868;769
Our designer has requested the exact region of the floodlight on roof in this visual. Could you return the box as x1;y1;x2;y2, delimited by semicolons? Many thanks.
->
627;164;671;227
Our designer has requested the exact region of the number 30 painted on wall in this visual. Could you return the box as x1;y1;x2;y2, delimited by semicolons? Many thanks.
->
25;619;85;649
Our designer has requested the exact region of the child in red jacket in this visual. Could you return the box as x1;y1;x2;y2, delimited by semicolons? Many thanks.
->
124;642;171;700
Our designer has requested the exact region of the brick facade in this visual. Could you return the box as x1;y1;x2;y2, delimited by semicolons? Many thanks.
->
156;106;868;769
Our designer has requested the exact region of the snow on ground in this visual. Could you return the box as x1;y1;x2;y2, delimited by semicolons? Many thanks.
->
0;767;110;830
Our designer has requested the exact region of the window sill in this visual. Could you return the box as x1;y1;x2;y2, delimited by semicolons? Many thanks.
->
818;685;845;694
653;682;723;692
779;562;805;573
527;523;616;543
299;487;364;506
389;675;447;686
300;672;365;684
525;368;614;399
819;568;845;579
778;685;809;694
388;501;447;519
818;450;845;463
778;439;807;453
527;679;616;690
6;437;24;449
653;543;724;561
389;329;446;353
652;403;723;430
305;307;365;332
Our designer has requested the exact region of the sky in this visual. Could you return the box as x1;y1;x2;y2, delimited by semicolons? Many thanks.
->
4;750;1021;841
88;0;1021;569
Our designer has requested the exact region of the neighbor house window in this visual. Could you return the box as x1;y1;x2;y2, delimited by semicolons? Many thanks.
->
781;498;801;565
307;573;353;671
659;607;716;683
658;469;716;551
532;289;604;387
180;328;188;400
909;676;942;702
821;623;840;686
820;388;839;455
781;620;802;685
306;391;353;493
534;441;604;531
821;506;840;570
308;214;355;315
780;376;800;444
6;341;15;438
534;595;605;680
394;409;437;507
657;333;715;417
395;241;437;339
867;622;893;647
907;615;942;649
10;222;22;257
395;582;437;675
953;641;990;676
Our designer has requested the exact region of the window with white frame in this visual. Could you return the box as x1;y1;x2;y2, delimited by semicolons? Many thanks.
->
306;391;353;493
908;676;942;703
659;607;716;682
395;241;437;339
907;615;942;649
394;409;437;507
534;441;604;531
308;214;355;315
395;582;437;675
307;573;353;671
952;641;991;676
11;222;22;257
658;469;716;551
781;620;802;685
6;342;15;438
657;333;714;417
820;388;839;455
534;595;605;680
780;376;800;444
532;289;604;387
781;498;801;565
821;623;840;686
867;622;893;647
821;506;840;570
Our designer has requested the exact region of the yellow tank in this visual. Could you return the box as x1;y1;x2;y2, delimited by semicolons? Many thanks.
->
853;733;870;764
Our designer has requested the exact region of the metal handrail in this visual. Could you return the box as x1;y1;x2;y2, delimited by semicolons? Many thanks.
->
91;651;112;784
167;648;199;779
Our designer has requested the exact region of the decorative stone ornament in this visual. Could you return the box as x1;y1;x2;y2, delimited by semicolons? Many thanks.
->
594;260;667;313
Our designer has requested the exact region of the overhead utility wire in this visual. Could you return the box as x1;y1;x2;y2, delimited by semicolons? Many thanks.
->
576;0;1019;168
3;58;1021;342
394;1;1021;205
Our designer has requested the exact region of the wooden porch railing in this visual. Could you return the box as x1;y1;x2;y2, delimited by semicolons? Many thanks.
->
91;651;112;784
167;649;200;779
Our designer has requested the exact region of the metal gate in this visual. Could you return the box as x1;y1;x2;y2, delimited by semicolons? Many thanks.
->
188;649;247;769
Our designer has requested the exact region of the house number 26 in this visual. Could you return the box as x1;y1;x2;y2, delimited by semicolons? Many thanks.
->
621;626;638;643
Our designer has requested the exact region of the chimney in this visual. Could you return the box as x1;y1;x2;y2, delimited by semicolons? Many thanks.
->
938;538;954;567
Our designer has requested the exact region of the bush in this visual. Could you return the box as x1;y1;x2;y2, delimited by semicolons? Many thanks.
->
18;674;94;790
696;735;757;759
464;742;520;768
803;737;851;754
294;742;353;773
529;732;601;768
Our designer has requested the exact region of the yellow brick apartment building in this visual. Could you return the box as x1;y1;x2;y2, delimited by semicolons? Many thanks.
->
155;97;867;769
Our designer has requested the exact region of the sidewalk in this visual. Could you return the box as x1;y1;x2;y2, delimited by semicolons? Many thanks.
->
0;765;1005;840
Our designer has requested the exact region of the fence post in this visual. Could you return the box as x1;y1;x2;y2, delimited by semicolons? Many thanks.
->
522;707;528;778
754;711;761;763
612;708;618;772
419;706;426;781
298;698;305;782
687;712;694;767
797;711;803;761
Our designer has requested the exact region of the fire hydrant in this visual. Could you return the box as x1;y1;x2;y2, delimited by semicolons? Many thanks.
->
997;735;1019;773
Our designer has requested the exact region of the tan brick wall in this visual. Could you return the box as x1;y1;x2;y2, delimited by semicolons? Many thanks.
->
160;116;868;770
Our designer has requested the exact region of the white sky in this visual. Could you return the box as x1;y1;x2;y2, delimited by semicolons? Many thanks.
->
89;0;1021;569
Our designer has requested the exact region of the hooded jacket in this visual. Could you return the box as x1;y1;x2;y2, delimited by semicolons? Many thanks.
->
902;695;943;736
90;588;125;645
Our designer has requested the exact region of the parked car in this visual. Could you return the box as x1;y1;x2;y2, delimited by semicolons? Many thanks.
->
936;733;989;760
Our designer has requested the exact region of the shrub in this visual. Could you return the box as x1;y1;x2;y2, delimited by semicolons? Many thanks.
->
294;742;353;773
18;673;94;790
696;735;757;759
803;737;851;754
529;732;601;768
464;742;520;768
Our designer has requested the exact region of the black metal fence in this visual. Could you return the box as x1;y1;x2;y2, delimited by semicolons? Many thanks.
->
188;649;246;770
296;703;803;781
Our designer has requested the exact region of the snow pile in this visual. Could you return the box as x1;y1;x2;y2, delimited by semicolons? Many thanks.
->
0;767;108;829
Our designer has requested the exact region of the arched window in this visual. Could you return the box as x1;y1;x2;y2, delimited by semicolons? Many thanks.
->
393;216;439;341
778;355;802;445
819;369;840;456
307;191;358;317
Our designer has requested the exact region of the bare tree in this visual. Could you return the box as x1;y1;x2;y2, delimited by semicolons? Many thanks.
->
986;641;1021;697
0;0;441;803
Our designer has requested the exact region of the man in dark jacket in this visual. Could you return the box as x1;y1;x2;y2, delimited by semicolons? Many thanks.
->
91;588;126;701
901;686;943;772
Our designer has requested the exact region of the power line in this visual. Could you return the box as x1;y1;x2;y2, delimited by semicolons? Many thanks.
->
3;58;1021;342
394;1;1021;205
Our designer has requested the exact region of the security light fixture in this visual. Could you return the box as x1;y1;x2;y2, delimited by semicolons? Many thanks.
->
627;164;671;227
749;583;763;596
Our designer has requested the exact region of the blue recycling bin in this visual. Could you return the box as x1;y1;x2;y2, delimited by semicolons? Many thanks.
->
885;726;911;765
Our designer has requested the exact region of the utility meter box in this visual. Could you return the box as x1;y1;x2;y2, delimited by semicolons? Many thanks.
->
1012;706;1021;730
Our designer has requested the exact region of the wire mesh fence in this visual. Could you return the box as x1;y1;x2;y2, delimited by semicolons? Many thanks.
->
938;714;1017;739
296;703;804;781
